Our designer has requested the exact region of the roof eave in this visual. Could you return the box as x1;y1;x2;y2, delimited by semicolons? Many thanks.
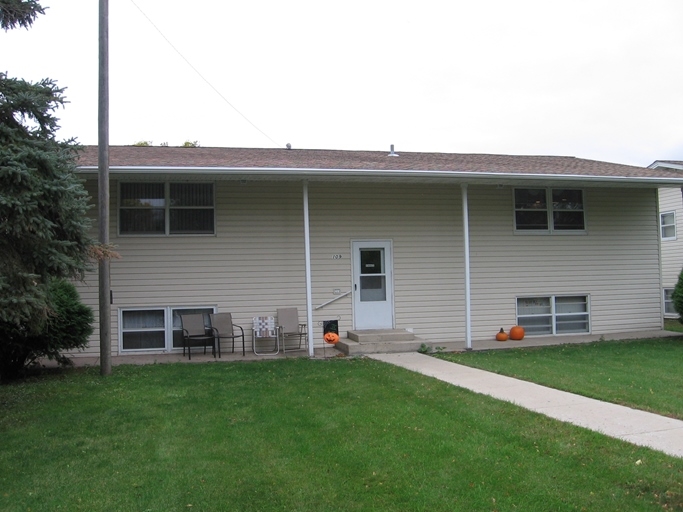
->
75;166;683;186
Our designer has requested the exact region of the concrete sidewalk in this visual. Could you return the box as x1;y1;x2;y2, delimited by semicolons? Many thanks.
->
368;352;683;459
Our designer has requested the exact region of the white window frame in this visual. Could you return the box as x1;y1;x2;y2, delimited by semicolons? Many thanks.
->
513;188;586;234
516;295;591;335
664;288;677;317
660;211;676;241
118;182;216;236
118;305;216;353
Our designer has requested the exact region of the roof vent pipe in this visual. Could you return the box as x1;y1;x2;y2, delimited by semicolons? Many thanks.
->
388;144;399;157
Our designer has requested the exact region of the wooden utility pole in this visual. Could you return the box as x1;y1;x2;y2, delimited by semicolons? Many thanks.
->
98;0;111;375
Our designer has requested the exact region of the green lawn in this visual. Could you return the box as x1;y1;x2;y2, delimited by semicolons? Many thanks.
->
438;336;683;420
664;318;683;333
1;359;682;511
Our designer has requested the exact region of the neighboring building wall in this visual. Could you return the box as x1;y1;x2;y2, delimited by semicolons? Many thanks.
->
75;179;664;356
659;187;683;317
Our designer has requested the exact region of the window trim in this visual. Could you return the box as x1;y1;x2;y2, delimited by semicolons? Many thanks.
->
660;211;676;241
118;181;216;236
513;188;586;234
118;305;217;353
516;295;591;335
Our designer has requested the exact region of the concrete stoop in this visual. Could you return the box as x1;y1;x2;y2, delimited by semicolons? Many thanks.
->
335;329;428;355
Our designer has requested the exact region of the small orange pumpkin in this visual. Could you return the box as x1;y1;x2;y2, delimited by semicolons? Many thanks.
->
495;328;508;342
324;332;339;344
509;325;525;341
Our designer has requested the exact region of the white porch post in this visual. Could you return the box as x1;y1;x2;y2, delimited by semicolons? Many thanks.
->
303;180;315;357
461;184;472;350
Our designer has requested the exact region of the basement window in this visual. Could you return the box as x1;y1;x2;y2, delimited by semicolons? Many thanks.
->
516;296;590;335
119;306;215;352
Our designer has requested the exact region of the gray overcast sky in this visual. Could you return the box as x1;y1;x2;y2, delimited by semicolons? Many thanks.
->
3;0;683;166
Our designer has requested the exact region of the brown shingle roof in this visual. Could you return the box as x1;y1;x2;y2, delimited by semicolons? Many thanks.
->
76;145;683;182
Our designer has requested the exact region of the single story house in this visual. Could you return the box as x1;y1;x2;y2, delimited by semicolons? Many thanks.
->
73;145;683;357
649;160;683;318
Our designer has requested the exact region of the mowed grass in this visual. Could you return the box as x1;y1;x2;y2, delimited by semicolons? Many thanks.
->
1;358;682;511
438;336;683;420
664;318;683;333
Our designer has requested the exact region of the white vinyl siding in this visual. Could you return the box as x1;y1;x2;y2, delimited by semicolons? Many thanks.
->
468;186;661;338
73;179;663;356
307;182;463;341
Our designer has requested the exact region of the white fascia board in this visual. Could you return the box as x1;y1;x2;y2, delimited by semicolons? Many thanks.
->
648;161;683;171
75;165;683;186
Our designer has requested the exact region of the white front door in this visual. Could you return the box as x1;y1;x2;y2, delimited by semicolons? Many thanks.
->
352;240;394;329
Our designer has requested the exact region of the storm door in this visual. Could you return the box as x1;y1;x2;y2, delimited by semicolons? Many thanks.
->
352;240;394;329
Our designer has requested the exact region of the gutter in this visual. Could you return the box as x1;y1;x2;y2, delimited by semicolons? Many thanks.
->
75;166;683;187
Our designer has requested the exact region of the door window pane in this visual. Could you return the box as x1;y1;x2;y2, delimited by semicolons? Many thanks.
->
360;249;383;274
360;276;386;302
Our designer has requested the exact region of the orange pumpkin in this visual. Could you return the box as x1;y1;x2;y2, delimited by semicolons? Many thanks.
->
495;328;508;342
324;332;339;344
509;325;525;341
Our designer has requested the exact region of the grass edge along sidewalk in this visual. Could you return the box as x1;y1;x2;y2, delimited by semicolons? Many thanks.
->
370;351;683;459
436;336;683;421
1;358;682;511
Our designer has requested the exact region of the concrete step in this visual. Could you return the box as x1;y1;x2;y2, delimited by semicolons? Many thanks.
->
347;329;416;343
336;329;425;356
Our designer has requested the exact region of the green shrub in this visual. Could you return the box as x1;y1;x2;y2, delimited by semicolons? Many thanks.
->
0;279;93;381
672;267;683;324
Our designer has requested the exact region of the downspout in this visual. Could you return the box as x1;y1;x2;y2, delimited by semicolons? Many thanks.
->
303;180;315;357
461;184;472;350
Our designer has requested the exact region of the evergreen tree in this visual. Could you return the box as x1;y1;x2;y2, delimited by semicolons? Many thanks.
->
0;0;44;30
0;0;95;378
